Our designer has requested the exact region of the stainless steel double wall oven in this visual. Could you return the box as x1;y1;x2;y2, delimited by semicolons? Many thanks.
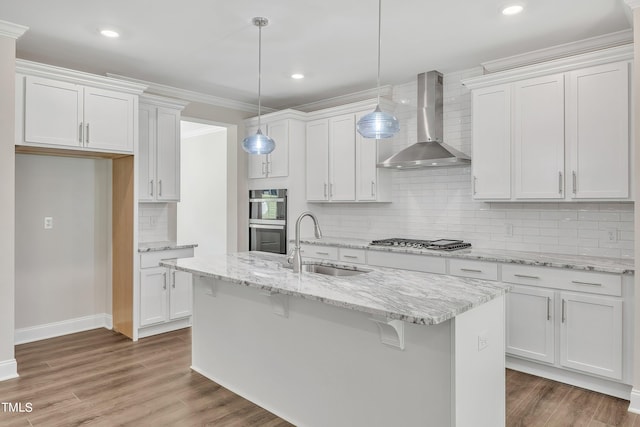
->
249;189;287;254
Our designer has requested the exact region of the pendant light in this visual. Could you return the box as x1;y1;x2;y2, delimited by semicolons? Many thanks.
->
356;0;400;139
242;17;276;155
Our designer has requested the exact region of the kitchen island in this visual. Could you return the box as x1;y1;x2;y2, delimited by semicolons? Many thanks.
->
163;252;510;427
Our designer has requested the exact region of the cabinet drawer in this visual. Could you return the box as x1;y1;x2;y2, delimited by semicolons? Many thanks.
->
449;259;498;281
299;244;339;261
339;248;366;264
367;251;446;274
140;247;195;269
502;264;621;297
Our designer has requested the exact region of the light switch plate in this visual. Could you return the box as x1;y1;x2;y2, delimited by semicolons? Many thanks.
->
44;217;53;229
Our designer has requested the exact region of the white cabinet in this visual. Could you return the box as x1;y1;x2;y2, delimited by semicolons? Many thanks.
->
21;75;135;153
466;54;631;202
471;84;511;199
567;62;630;199
170;270;193;319
355;110;392;202
139;96;186;202
306;119;330;200
140;266;192;327
513;74;565;199
560;292;623;380
506;285;555;364
247;119;290;179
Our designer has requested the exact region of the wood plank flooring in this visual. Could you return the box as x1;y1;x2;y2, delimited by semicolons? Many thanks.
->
0;327;635;426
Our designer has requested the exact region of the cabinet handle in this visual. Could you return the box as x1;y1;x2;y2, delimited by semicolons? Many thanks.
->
316;251;330;255
343;255;358;259
150;180;154;197
163;272;167;290
514;274;540;280
473;176;477;195
571;280;602;287
371;180;375;197
558;171;563;194
262;162;267;176
561;299;566;323
461;268;482;273
572;171;577;194
547;297;551;321
267;161;272;174
330;183;334;197
79;122;83;144
324;183;328;198
86;123;90;144
172;271;176;289
159;180;162;196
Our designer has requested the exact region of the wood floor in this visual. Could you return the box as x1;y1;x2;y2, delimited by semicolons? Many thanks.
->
0;327;635;426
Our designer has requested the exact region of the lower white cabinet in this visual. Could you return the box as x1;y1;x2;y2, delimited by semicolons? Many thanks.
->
506;285;555;364
140;267;192;327
560;292;623;380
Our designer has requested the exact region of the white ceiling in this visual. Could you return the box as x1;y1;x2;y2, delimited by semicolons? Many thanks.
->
2;0;632;109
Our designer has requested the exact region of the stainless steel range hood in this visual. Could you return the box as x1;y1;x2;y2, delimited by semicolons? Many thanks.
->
377;71;471;169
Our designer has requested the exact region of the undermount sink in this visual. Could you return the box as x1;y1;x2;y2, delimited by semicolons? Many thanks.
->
282;262;370;276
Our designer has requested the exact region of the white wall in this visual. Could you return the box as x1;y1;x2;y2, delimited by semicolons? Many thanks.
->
178;128;228;257
310;69;634;259
15;154;111;329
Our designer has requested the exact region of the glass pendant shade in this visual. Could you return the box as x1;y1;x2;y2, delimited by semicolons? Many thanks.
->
242;128;275;155
357;105;400;139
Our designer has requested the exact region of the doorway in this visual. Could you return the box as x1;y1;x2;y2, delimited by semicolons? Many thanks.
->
178;120;228;257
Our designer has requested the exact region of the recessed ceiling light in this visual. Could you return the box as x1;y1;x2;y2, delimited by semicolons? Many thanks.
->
502;5;524;15
291;73;305;80
100;29;120;38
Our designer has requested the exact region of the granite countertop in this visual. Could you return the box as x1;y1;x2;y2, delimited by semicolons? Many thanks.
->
161;251;509;326
138;241;198;253
297;237;635;275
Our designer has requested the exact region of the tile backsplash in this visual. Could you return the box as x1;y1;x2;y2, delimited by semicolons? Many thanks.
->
138;203;176;243
311;68;634;259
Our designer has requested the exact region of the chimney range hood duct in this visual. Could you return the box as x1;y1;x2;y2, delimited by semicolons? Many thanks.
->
377;71;471;169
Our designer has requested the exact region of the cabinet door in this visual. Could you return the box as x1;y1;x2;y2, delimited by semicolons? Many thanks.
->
506;285;555;364
514;74;565;199
355;111;378;201
567;62;630;199
83;87;134;153
471;84;512;199
245;125;267;179
169;270;192;320
329;114;356;201
155;107;181;201
306;119;330;201
24;76;83;147
138;104;156;201
140;267;168;327
560;292;622;380
266;120;289;178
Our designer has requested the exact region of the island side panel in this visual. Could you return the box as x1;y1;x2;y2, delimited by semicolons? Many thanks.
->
191;276;454;427
453;295;506;427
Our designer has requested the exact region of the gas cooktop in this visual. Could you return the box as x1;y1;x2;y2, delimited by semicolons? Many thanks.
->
369;238;471;251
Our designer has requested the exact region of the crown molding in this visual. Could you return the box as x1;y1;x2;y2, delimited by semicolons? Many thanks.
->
624;0;640;10
0;20;28;39
182;125;226;139
16;59;147;94
290;85;393;112
140;93;190;110
463;44;633;89
106;73;272;114
481;30;633;73
244;108;309;125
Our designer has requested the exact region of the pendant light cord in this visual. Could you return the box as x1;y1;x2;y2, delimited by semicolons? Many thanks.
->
257;21;263;130
376;0;382;105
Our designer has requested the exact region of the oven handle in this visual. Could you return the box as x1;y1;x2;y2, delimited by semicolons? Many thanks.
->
249;198;286;203
249;223;285;230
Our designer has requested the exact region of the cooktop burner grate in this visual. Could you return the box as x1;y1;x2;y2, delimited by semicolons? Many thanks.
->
369;238;471;251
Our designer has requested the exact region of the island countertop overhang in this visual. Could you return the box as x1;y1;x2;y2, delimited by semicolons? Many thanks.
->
161;251;510;325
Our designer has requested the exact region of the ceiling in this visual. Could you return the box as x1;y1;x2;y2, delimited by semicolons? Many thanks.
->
2;0;632;109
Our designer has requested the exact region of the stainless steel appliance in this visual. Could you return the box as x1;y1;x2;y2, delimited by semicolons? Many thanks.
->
249;189;287;254
370;238;471;251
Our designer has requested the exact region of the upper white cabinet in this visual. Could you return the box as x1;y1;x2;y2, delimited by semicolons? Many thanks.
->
138;95;187;202
465;49;632;202
355;110;392;202
15;61;144;154
306;119;330;200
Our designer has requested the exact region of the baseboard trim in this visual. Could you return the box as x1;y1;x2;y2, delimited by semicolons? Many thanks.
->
15;313;113;345
628;389;640;413
0;359;18;382
138;317;191;339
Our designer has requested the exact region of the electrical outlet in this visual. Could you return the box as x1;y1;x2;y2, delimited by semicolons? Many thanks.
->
149;216;157;226
606;228;618;243
44;217;53;229
478;331;488;351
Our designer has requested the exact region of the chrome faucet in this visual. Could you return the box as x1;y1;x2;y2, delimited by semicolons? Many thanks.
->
288;211;322;273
